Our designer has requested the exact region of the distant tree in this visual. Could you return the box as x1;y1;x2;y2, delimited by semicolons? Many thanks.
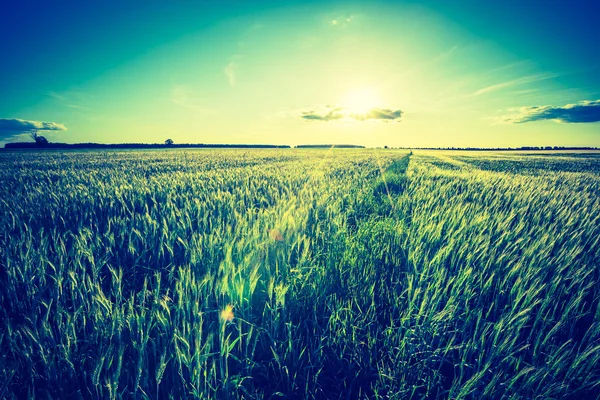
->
30;130;48;146
165;138;174;145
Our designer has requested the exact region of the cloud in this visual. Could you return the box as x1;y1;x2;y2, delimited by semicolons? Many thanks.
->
351;108;403;121
47;91;90;110
300;105;403;122
224;62;236;87
0;118;67;139
170;85;212;114
503;100;600;124
300;106;344;121
329;15;355;26
473;72;560;96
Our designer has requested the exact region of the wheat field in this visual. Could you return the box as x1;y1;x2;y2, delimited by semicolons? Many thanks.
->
1;149;599;399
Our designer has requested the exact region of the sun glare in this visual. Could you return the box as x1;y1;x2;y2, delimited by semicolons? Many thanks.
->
344;88;381;114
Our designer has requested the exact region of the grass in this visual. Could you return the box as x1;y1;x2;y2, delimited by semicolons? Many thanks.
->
0;148;599;399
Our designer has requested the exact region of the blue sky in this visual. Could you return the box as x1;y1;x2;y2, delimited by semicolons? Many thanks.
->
0;0;598;147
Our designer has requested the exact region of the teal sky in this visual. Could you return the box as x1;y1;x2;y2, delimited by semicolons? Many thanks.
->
1;0;599;147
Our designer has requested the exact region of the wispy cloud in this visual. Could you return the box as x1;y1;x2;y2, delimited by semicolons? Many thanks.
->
384;45;461;86
329;15;355;26
473;72;560;96
0;118;67;140
47;91;91;110
503;100;600;123
170;85;212;113
224;62;236;87
300;105;403;122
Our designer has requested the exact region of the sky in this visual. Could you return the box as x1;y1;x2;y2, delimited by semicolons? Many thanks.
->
0;0;599;148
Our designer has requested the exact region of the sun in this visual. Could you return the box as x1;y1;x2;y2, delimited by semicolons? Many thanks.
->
344;88;381;114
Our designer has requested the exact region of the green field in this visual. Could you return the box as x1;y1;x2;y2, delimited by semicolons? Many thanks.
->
1;149;599;399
